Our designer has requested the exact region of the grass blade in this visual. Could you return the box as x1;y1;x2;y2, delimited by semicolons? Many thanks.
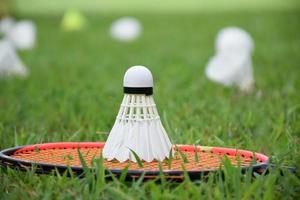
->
136;171;146;186
194;145;200;163
158;161;166;186
129;149;144;168
120;165;130;183
165;148;173;169
77;148;89;175
176;146;189;163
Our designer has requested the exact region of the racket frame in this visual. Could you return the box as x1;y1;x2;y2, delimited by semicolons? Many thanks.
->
0;142;269;180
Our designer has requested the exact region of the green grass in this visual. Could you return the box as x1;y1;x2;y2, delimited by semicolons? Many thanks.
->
1;10;300;199
13;0;300;15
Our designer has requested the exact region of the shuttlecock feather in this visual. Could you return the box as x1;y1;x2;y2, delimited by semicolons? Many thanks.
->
102;66;172;162
205;27;255;92
0;39;28;77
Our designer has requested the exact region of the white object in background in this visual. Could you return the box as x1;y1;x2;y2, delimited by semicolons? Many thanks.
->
110;17;142;42
216;27;253;54
0;39;28;77
0;17;15;34
7;20;36;50
103;66;172;162
205;27;255;92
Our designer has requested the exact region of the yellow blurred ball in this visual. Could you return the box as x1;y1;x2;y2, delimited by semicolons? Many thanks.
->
61;9;87;31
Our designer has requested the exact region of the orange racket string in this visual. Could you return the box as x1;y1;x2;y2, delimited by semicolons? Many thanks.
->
11;143;267;171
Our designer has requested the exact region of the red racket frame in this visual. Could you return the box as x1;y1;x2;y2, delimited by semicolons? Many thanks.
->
0;142;269;181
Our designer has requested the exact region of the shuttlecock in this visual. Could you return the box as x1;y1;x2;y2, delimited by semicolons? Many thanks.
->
61;9;87;32
110;17;142;42
216;27;253;54
0;39;28;77
7;20;36;50
205;27;255;92
0;17;15;35
103;66;172;162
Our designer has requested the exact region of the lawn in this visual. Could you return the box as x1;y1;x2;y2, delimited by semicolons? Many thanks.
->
0;10;300;199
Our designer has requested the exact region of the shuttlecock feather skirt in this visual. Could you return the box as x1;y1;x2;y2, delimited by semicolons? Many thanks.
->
102;94;172;162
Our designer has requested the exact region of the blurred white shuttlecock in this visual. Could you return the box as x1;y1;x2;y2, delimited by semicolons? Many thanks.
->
205;27;255;92
103;66;172;162
216;27;253;54
7;20;36;50
0;17;15;34
0;39;28;77
110;17;142;42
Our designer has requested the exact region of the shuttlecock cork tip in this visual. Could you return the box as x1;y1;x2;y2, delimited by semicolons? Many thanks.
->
216;27;253;53
123;65;153;95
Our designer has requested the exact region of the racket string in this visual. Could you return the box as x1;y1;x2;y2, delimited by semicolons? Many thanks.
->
12;147;257;171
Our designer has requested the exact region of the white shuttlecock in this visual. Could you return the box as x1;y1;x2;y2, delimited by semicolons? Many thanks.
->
205;27;255;92
216;27;254;54
103;66;172;162
0;39;28;77
7;20;36;50
110;17;142;42
0;17;15;34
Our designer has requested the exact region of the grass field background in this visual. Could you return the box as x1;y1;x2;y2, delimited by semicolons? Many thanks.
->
0;1;300;199
12;0;300;14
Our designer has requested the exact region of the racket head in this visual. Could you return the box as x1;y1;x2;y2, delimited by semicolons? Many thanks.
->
0;142;269;181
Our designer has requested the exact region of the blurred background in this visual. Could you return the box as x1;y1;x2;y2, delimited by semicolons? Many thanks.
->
2;0;300;14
